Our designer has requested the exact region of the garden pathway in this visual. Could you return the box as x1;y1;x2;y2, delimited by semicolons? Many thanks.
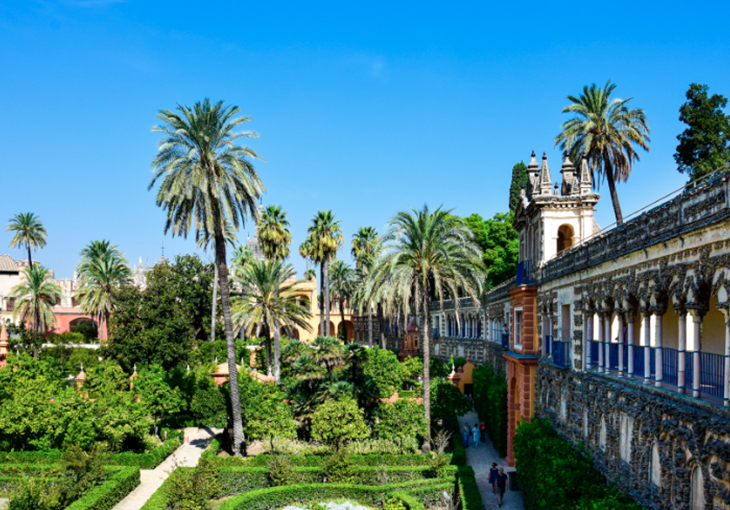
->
457;411;524;510
113;428;216;510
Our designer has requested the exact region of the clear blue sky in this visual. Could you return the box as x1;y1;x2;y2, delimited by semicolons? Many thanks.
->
2;1;729;278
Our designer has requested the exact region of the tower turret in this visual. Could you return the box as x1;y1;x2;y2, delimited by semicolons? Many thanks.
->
579;154;593;195
538;153;552;196
560;154;577;196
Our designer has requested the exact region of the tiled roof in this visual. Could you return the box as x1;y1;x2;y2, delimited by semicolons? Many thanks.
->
0;255;19;272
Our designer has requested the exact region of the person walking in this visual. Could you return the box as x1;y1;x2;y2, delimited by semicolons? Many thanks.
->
472;424;479;448
496;467;509;507
488;463;499;494
463;423;470;449
480;421;486;443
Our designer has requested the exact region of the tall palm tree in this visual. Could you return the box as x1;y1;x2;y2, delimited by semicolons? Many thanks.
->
368;205;484;449
302;211;342;337
149;98;264;456
10;264;62;357
7;213;47;269
197;219;238;343
303;268;316;281
555;81;650;225
258;205;292;262
74;240;133;341
329;260;354;341
351;227;380;347
231;260;312;382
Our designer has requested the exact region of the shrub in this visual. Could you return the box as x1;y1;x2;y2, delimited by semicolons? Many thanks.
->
472;362;508;457
164;457;219;510
311;398;369;450
321;451;355;483
363;347;402;397
430;380;471;427
374;400;426;453
514;418;644;510
266;455;294;487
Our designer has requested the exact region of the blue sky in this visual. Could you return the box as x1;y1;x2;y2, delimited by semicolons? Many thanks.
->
1;0;729;278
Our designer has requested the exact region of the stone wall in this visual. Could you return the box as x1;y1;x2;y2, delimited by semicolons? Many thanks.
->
432;336;488;366
537;360;730;510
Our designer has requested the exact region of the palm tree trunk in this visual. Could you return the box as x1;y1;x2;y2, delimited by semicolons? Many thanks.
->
421;290;431;453
274;318;281;382
378;304;385;349
98;311;103;342
211;264;218;342
33;299;40;358
368;304;373;348
319;263;325;336
339;298;346;341
214;230;244;457
26;243;32;270
324;258;331;337
605;160;624;225
265;324;272;376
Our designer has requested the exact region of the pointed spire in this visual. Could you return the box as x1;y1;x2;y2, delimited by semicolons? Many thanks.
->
539;153;553;195
579;154;593;194
526;150;540;196
560;154;576;196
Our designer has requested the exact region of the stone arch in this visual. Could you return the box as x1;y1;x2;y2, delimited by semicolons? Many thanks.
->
650;441;661;487
557;224;575;253
690;465;705;510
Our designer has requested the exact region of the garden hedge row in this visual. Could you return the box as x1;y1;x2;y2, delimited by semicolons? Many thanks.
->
472;362;508;458
216;479;453;510
0;437;181;469
514;418;644;510
445;412;467;466
456;465;485;510
66;466;140;510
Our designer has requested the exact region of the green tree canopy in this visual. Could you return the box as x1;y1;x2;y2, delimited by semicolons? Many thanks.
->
311;397;370;450
374;399;426;453
6;212;47;269
362;347;402;398
508;162;529;213
463;212;519;288
675;83;730;182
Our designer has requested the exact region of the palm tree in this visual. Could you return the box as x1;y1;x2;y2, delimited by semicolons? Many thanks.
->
231;260;312;382
555;81;650;225
368;205;484;449
303;268;316;281
149;98;264;456
74;240;133;341
10;264;62;357
258;205;292;262
351;227;380;347
302;211;343;337
7;213;47;269
329;260;354;341
197;219;238;343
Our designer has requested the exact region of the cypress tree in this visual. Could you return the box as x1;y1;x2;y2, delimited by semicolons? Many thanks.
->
508;161;529;213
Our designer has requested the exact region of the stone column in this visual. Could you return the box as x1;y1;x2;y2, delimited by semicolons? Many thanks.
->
642;311;651;383
582;311;589;372
654;309;664;388
618;312;625;377
604;311;611;373
724;312;730;406
678;309;687;394
626;311;635;377
690;310;704;398
598;312;605;371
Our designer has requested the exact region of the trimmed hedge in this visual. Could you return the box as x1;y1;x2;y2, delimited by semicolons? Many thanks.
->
209;452;439;467
0;438;181;469
217;479;453;510
457;465;485;510
445;413;467;466
66;466;140;510
514;418;644;510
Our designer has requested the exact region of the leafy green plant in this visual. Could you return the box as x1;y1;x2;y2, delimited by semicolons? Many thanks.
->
311;398;369;451
321;451;356;483
472;361;508;457
164;458;220;510
383;498;407;510
374;400;426;454
266;455;294;487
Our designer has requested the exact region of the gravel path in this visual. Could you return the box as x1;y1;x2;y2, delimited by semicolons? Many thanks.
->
458;411;524;510
112;428;217;510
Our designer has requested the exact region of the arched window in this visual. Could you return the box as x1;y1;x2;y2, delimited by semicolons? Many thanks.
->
650;442;661;487
691;466;705;510
557;224;575;253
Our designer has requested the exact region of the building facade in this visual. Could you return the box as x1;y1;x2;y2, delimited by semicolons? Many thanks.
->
424;152;730;510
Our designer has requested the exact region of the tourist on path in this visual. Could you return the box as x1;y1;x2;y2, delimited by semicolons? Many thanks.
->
496;467;509;507
480;421;486;443
463;423;470;448
472;424;479;448
488;463;499;494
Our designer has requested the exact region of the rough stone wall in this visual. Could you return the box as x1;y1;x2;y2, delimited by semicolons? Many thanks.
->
537;360;730;510
432;337;488;366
